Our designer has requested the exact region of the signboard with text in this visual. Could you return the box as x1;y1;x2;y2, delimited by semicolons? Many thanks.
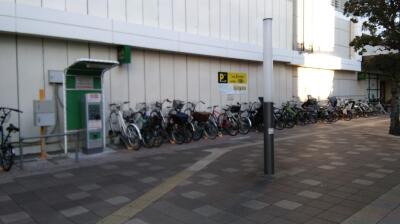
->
218;72;248;94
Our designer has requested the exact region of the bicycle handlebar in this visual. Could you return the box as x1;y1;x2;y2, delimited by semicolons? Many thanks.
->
0;107;23;113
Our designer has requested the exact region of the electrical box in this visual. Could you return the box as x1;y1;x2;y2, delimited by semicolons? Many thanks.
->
82;93;103;154
48;70;64;84
33;100;56;127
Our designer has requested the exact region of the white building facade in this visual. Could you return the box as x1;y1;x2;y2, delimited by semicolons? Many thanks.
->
0;0;366;146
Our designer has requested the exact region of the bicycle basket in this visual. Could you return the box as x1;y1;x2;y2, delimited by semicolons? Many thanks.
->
149;114;162;127
192;112;210;122
171;112;189;125
230;105;241;113
173;100;185;110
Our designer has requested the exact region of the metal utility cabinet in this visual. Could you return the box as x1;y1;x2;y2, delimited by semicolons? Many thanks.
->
82;93;103;154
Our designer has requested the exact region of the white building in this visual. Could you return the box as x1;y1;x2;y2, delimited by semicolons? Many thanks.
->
0;0;367;151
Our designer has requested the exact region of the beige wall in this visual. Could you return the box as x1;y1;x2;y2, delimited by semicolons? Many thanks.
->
2;0;298;49
0;34;365;135
0;34;367;142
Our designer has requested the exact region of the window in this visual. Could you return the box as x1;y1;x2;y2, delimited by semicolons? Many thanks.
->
331;0;346;12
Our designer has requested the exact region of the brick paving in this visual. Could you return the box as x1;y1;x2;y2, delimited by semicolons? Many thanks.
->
0;117;399;224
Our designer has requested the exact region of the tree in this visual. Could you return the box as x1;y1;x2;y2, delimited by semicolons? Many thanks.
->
344;0;400;135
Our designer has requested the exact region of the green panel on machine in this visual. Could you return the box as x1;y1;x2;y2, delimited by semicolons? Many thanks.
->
89;132;102;140
66;90;100;130
66;76;76;89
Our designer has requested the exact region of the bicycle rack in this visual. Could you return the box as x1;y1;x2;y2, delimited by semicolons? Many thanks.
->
17;130;83;170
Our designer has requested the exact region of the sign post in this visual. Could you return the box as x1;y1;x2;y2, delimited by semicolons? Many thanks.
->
263;18;275;175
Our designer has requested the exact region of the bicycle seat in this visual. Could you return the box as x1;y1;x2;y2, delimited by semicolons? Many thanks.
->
7;124;19;133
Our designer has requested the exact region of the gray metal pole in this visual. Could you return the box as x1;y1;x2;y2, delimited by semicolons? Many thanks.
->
263;18;275;175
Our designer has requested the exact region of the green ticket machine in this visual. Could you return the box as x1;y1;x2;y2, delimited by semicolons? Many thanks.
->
64;59;119;154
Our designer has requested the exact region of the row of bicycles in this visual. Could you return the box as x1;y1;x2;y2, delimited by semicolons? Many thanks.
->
108;99;259;150
272;96;387;130
109;96;387;150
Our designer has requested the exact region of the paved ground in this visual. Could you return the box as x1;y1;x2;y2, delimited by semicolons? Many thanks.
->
0;117;399;224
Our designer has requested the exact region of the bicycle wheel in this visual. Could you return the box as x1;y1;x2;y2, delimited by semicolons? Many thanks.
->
170;125;185;144
191;122;204;141
125;125;141;150
183;125;193;143
141;129;155;148
152;128;163;147
285;114;296;128
1;145;14;171
108;112;120;137
225;117;239;136
274;118;285;130
205;121;218;139
344;111;352;121
239;117;251;135
296;112;306;126
308;112;318;124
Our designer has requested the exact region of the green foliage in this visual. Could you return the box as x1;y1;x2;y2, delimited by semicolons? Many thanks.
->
363;53;400;79
344;0;400;54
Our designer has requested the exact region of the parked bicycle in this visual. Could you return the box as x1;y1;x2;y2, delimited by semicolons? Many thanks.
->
0;107;22;171
109;102;141;150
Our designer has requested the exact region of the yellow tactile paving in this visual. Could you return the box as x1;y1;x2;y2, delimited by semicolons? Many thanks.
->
96;147;240;224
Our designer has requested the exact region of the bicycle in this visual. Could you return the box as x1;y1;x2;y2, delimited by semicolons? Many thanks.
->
186;101;219;140
0;107;22;171
236;102;252;135
109;102;141;150
218;105;240;136
127;103;157;148
208;105;223;137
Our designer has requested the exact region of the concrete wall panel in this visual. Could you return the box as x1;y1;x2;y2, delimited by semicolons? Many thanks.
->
17;37;44;137
159;0;173;29
198;0;210;36
88;0;107;17
173;0;186;32
209;0;220;38
127;0;143;24
66;0;87;14
130;49;146;104
43;0;65;10
160;53;175;101
144;51;161;102
187;56;200;102
173;54;187;101
0;35;18;128
143;0;158;27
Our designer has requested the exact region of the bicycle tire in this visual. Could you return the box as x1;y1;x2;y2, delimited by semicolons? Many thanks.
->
205;121;218;139
285;115;296;128
191;122;204;141
152;128;163;147
141;129;155;148
225;117;239;136
1;145;14;171
126;125;141;150
239;117;251;135
274;118;285;130
171;125;185;144
183;125;193;143
344;111;352;121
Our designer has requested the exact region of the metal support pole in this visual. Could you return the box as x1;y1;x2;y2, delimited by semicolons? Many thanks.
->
19;138;23;169
75;132;79;162
263;18;275;175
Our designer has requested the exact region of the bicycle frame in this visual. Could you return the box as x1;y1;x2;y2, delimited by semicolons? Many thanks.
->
111;104;143;141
